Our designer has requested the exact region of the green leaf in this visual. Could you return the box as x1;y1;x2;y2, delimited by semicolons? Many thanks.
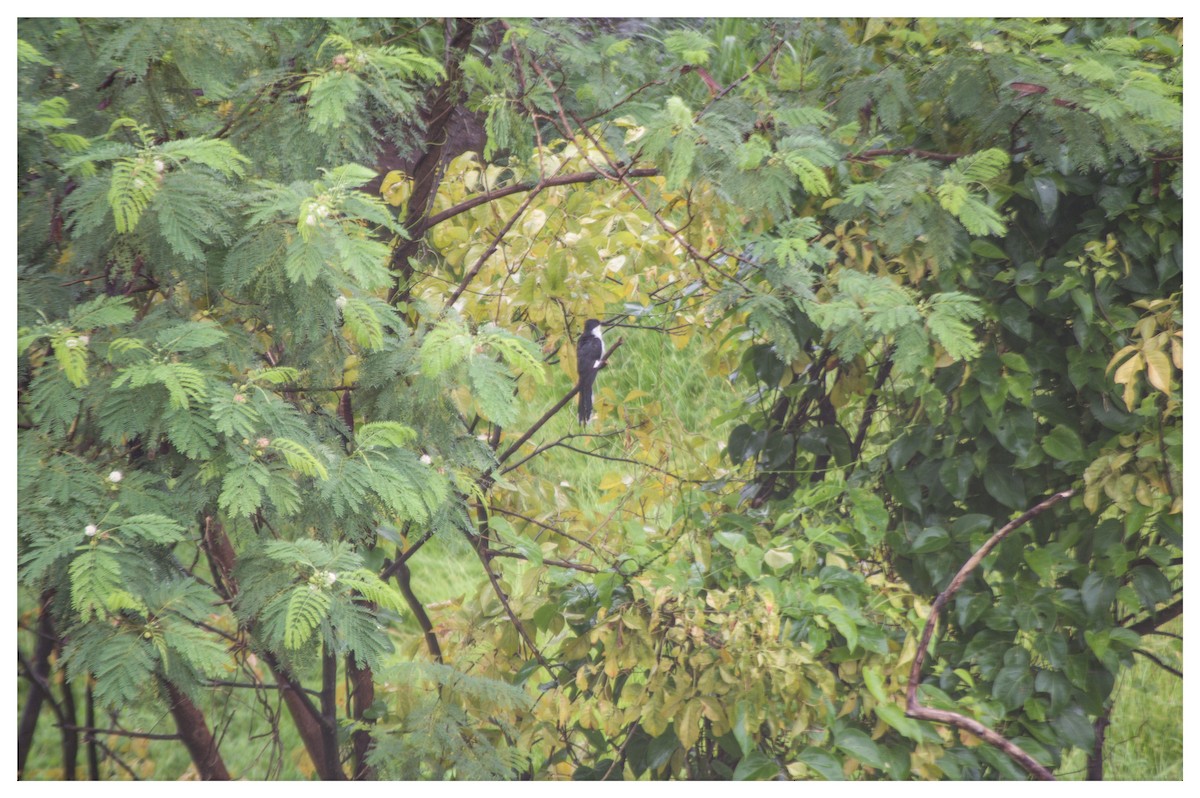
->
1042;425;1085;461
284;584;331;649
798;747;844;780
992;664;1034;710
356;421;416;449
835;728;885;768
733;750;779;780
1051;705;1095;751
270;437;329;480
1080;572;1118;618
342;297;385;351
874;702;923;741
118;514;186;544
911;526;950;554
983;468;1026;509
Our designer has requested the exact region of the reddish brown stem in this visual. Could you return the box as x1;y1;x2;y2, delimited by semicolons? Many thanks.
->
495;338;624;466
348;654;375;779
905;488;1076;781
162;679;231;780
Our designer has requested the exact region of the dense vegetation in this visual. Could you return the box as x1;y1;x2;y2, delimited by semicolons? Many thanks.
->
18;18;1182;780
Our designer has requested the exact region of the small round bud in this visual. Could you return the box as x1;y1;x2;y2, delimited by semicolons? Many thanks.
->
233;393;247;404
256;437;270;449
335;295;348;310
153;159;165;174
420;454;433;465
85;524;98;537
316;204;330;218
108;470;123;483
324;571;338;587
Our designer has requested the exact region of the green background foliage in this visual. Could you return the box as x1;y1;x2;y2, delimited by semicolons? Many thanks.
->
18;17;1181;781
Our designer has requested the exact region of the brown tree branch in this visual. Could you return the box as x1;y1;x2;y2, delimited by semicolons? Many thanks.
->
161;678;231;780
418;168;660;234
849;147;967;163
59;724;181;742
471;506;555;677
442;181;549;312
1125;598;1183;636
1132;648;1182;678
495;338;624;467
17;592;59;779
388;18;478;302
906;488;1076;781
318;644;342;781
202;515;345;779
486;549;600;573
391;558;444;663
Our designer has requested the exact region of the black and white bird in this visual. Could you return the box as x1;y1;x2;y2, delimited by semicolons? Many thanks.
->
576;318;604;424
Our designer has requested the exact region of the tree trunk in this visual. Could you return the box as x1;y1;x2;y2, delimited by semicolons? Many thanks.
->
348;654;375;779
162;679;231;780
320;644;342;780
1087;706;1112;781
17;592;58;779
60;661;78;780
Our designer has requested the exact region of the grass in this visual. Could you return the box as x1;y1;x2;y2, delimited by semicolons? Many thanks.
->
1057;617;1183;780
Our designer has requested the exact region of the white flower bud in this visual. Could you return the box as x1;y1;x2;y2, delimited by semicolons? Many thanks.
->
78;334;90;345
306;214;317;226
335;295;348;310
419;454;433;465
108;470;123;483
324;571;338;586
316;205;330;218
64;337;80;348
154;159;165;174
256;437;270;449
233;393;247;404
85;524;98;537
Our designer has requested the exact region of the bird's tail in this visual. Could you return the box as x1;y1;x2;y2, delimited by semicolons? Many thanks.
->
577;373;595;425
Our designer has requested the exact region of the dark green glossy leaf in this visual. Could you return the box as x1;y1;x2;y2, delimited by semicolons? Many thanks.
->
983;468;1026;509
733;750;780;780
835;727;885;768
798;747;844;780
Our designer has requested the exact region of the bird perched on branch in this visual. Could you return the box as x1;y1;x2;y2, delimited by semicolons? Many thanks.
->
576;318;604;424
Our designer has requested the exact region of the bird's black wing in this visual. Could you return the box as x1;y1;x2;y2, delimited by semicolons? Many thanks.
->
576;334;604;424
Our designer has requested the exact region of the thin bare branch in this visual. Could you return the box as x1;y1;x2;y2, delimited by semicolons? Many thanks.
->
495;338;624;466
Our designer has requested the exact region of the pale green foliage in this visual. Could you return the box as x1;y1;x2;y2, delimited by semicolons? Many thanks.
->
342;297;385;350
284;584;332;649
356;421;417;449
368;662;531;780
69;547;124;621
269;437;329;480
419;318;474;377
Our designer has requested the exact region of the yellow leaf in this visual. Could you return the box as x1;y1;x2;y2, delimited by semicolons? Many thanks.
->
1106;345;1139;376
676;699;702;750
1113;352;1144;409
379;170;411;207
598;473;625;491
1144;348;1172;394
